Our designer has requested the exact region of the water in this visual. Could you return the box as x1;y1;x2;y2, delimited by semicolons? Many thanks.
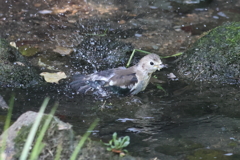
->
1;0;240;159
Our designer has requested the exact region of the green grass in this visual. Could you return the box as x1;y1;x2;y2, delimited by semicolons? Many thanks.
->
20;97;51;160
0;94;15;160
29;101;58;160
1;97;99;160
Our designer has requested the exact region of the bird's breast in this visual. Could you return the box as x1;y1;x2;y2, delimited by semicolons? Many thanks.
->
131;73;151;93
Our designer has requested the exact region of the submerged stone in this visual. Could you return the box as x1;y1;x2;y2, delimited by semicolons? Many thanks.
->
155;139;203;156
0;39;42;88
176;22;240;84
185;149;233;160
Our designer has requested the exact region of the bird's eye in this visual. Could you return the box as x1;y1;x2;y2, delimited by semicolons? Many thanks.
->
150;62;154;65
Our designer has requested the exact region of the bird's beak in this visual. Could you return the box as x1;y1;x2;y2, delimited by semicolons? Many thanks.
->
157;64;166;70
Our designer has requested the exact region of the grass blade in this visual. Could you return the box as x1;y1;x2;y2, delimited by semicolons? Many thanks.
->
126;49;136;68
0;95;15;160
54;141;63;160
20;97;50;160
70;118;99;160
29;102;58;160
126;49;153;68
162;52;183;58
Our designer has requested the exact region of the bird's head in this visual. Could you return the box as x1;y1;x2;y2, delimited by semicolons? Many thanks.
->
138;53;165;73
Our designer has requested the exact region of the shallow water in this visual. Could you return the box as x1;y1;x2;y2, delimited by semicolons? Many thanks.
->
1;0;240;159
1;73;240;159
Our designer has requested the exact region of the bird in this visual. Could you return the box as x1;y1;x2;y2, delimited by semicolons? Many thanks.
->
70;53;165;96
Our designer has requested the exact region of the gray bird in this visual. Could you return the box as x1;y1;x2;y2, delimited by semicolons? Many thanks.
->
70;53;165;96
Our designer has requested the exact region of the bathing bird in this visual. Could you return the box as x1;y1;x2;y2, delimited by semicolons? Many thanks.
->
70;53;165;96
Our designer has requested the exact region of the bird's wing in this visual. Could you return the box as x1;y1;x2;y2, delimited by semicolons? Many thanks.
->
108;67;138;89
70;74;86;90
86;69;115;81
70;67;138;94
70;71;111;93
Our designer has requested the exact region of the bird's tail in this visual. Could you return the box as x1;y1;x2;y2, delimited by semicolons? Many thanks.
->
70;74;92;93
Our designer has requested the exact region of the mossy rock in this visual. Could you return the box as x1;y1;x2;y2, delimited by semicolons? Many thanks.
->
0;39;42;88
176;22;240;84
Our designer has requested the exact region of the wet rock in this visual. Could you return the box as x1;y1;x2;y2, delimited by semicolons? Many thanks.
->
0;39;42;88
0;111;43;159
0;95;8;109
176;22;240;84
0;111;141;160
53;46;73;56
71;36;133;74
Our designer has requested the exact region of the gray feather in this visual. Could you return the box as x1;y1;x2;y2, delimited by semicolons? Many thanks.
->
70;53;164;96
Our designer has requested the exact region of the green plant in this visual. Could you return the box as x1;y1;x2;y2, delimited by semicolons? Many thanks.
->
104;132;130;155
